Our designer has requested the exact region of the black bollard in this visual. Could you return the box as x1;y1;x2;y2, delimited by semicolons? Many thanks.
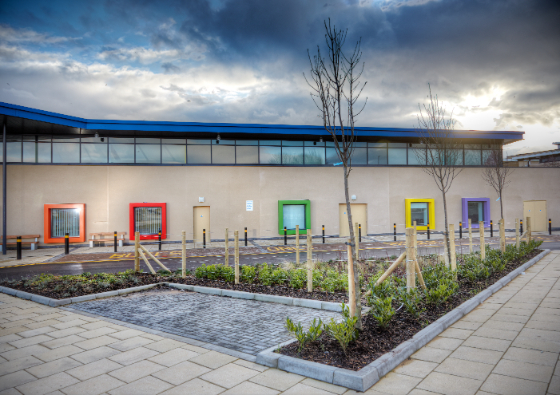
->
114;231;117;253
520;219;523;235
64;233;69;255
158;230;162;251
16;236;22;260
490;220;493;238
203;229;206;248
394;223;397;241
550;219;552;236
244;227;248;247
322;225;325;244
459;222;462;239
359;224;362;243
284;227;287;245
427;223;430;240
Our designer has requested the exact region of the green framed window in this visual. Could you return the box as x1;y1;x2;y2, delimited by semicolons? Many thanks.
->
278;200;311;235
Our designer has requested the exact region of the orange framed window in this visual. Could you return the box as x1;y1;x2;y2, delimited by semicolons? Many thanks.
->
43;204;86;243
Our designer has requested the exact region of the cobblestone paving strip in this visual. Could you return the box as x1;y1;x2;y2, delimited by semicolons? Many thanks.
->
71;289;341;355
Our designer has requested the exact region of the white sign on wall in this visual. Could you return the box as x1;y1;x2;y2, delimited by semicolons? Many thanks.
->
246;200;253;211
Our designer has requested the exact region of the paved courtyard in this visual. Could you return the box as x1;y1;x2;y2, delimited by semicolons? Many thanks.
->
0;251;558;394
71;289;342;356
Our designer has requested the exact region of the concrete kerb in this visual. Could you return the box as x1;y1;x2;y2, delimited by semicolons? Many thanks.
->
259;248;551;392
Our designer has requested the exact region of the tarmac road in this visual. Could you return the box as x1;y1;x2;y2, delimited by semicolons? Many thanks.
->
1;240;557;280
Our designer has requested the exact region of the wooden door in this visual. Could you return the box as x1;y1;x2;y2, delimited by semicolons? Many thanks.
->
193;206;210;244
339;204;367;237
524;201;547;232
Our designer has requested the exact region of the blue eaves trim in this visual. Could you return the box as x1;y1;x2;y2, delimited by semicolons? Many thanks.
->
0;101;525;141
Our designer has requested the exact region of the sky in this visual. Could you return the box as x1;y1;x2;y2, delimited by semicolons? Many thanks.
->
0;0;559;156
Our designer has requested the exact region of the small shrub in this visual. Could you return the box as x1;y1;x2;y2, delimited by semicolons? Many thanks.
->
425;278;458;304
324;304;358;355
157;269;172;276
271;268;289;285
369;296;395;328
397;288;425;318
289;268;306;289
195;264;208;279
221;266;235;282
285;317;323;353
258;263;274;286
241;265;256;283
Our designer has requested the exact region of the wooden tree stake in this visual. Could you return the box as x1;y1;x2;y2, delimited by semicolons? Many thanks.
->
449;223;456;271
406;228;416;292
347;238;356;317
413;220;418;258
414;260;427;290
295;225;300;266
234;231;239;284
225;228;229;266
138;249;156;274
181;230;186;278
479;221;485;260
134;231;140;272
307;228;313;292
500;219;506;252
139;245;170;272
468;219;473;253
375;252;406;286
515;218;520;250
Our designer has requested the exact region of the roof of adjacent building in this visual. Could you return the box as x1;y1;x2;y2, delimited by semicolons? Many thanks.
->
506;144;560;161
0;101;524;143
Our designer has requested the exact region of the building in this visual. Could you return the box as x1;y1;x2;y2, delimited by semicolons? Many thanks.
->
1;101;558;251
506;142;560;167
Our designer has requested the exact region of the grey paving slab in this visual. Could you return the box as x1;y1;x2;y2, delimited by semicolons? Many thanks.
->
71;289;341;355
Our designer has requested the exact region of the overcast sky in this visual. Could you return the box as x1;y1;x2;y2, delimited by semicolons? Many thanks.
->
1;0;559;155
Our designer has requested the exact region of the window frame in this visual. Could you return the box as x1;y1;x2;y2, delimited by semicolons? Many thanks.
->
461;198;490;228
43;203;86;243
277;200;311;235
405;199;435;231
129;202;167;240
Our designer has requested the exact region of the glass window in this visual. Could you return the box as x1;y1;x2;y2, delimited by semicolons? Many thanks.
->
388;148;407;165
408;148;424;165
304;147;325;164
136;138;161;144
353;142;367;147
52;136;79;143
236;146;259;164
446;149;463;166
283;205;306;230
212;140;235;145
468;202;485;223
53;143;80;163
351;148;367;164
236;140;259;145
23;142;35;162
368;148;387;165
465;144;481;149
410;202;429;226
369;142;387;147
81;144;108;163
326;147;340;164
259;146;281;164
282;147;303;164
482;150;493;165
7;142;22;162
212;145;235;164
134;207;161;236
163;139;186;144
260;140;281;146
426;149;443;165
51;208;80;237
388;143;407;148
109;144;134;163
109;137;135;143
326;141;336;147
136;144;161;163
187;145;211;164
81;137;107;143
282;141;303;146
162;145;186;164
187;139;212;145
304;141;325;146
465;149;481;165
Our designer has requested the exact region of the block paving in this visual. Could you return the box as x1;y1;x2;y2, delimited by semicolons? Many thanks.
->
0;250;558;394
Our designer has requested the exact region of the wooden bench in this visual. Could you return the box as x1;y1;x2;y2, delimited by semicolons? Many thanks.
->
89;232;127;247
0;235;41;250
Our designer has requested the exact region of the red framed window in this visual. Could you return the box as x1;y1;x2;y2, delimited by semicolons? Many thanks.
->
129;203;167;240
43;203;86;243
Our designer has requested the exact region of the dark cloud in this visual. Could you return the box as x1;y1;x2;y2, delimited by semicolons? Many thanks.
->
161;62;180;73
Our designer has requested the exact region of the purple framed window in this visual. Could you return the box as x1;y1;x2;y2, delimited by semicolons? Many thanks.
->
462;198;490;228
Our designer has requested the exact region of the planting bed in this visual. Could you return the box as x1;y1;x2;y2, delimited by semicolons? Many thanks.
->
278;245;543;371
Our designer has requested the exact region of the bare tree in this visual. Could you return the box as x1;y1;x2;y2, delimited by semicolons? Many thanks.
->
305;19;367;328
482;148;512;219
414;85;462;265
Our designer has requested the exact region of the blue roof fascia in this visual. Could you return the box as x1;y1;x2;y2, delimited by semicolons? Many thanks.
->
0;101;524;141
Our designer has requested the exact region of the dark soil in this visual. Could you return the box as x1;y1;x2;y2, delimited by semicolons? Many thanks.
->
278;248;542;370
